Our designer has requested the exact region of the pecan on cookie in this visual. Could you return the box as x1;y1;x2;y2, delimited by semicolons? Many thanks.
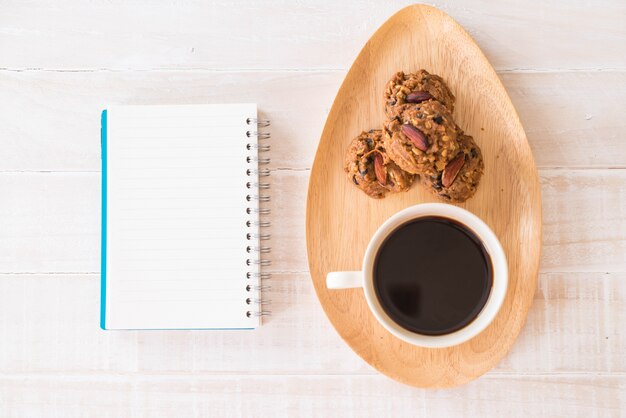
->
383;101;460;177
344;130;414;199
420;133;484;203
384;70;455;118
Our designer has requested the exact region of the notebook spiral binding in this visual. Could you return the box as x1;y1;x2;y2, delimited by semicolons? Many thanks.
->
245;118;272;321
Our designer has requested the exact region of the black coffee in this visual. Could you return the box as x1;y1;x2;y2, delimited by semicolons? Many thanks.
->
374;217;492;335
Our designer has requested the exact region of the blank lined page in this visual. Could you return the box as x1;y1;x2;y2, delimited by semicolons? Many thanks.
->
102;104;260;330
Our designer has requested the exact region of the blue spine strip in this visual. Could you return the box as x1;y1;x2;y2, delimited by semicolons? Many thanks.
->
100;110;108;330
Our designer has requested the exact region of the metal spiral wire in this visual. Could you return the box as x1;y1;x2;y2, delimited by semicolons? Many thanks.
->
245;118;272;320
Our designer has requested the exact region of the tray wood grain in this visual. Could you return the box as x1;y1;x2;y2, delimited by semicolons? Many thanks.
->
306;4;542;388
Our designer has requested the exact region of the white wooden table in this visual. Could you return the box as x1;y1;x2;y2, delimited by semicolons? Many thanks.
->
1;1;625;416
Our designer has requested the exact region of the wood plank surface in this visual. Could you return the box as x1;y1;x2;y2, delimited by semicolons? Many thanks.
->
1;0;624;71
1;170;624;274
0;272;623;375
0;374;623;418
1;71;625;171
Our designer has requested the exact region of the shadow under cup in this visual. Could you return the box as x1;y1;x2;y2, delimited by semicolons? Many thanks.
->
372;216;493;336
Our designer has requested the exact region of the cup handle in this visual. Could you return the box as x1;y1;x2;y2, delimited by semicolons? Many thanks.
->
326;271;363;289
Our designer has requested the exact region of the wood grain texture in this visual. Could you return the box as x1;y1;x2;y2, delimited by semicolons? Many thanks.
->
1;0;624;71
0;374;624;418
1;170;625;274
0;173;99;273
306;4;541;388
502;71;626;168
541;170;626;272
0;272;623;375
1;71;625;172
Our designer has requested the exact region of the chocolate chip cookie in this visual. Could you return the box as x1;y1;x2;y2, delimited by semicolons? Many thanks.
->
344;130;415;199
383;101;460;178
420;133;484;202
384;70;455;118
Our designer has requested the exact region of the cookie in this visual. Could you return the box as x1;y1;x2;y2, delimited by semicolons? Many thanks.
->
383;70;455;118
383;101;461;178
344;130;415;199
420;133;484;202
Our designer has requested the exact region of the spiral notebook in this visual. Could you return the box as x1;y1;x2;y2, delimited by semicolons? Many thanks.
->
100;104;271;330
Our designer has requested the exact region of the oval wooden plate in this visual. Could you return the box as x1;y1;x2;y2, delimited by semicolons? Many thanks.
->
305;4;541;388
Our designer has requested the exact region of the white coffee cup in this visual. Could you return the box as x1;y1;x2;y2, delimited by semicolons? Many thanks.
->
326;203;507;348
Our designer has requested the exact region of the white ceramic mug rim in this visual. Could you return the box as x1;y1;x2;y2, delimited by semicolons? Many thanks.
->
362;203;508;348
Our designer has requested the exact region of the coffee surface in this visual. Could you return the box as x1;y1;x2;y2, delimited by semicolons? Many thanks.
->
374;217;492;335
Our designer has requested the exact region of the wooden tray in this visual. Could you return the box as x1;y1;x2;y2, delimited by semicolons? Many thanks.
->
305;4;541;388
